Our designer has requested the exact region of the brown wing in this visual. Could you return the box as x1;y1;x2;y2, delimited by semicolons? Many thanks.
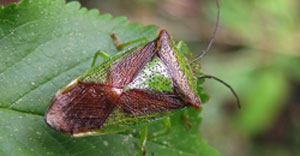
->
119;89;186;116
45;82;115;135
107;40;157;86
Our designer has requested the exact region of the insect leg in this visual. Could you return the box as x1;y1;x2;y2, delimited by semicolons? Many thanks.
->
91;50;110;67
182;109;192;129
136;126;148;156
148;117;171;141
111;33;148;49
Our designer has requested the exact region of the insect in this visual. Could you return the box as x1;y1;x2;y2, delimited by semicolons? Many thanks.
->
45;0;239;155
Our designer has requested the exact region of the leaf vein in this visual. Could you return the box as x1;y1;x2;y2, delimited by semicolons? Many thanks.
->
7;57;92;108
0;19;40;41
0;29;88;74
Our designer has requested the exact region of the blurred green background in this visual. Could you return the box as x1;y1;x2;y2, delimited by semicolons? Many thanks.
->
2;0;299;155
71;0;300;155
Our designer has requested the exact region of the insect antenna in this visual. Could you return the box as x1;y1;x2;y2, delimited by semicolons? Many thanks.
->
198;75;241;109
193;0;220;62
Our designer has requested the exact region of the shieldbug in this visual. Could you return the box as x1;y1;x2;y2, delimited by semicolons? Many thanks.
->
45;0;240;155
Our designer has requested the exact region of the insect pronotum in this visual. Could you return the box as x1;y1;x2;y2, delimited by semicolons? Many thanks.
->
45;0;240;155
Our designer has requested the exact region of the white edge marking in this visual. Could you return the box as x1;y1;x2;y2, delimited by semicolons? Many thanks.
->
55;78;78;95
73;131;99;137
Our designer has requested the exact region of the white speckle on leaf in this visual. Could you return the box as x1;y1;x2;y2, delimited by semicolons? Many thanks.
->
162;141;168;145
103;140;109;146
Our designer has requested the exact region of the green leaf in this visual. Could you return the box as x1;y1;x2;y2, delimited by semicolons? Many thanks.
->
234;69;288;135
0;0;218;155
146;108;220;156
